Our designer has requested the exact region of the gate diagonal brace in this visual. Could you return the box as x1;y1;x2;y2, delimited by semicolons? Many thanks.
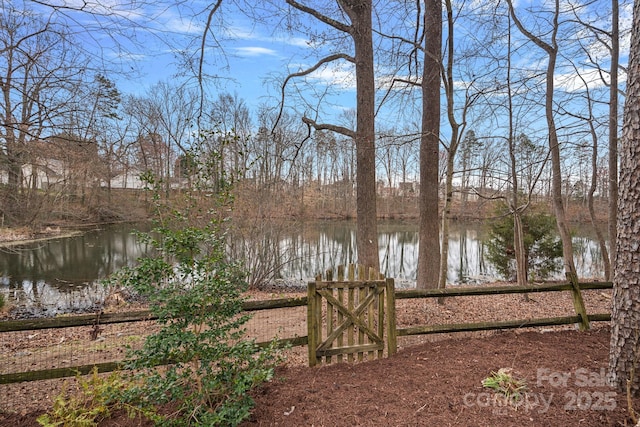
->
316;287;384;352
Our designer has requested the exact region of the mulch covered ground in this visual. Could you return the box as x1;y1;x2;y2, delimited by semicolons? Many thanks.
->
239;327;636;427
1;327;638;426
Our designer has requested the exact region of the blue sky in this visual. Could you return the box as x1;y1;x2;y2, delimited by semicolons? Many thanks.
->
72;0;358;113
24;0;356;115
24;0;632;133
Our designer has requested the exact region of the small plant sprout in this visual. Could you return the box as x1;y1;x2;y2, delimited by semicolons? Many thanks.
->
482;367;528;402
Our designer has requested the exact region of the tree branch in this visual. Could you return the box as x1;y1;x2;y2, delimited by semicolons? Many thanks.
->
301;116;355;139
273;53;354;133
198;0;223;127
506;0;554;54
286;0;351;33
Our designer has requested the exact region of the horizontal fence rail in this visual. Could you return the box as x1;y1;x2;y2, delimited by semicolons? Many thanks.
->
0;296;309;333
0;297;309;385
395;281;612;337
0;281;612;385
395;281;612;298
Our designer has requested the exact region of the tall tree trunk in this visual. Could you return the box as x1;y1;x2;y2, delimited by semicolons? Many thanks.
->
6;137;22;192
344;0;379;272
544;3;577;283
438;0;459;291
506;15;528;288
416;0;442;289
284;0;379;272
543;4;588;329
438;153;454;289
609;0;640;394
587;98;611;281
608;0;619;282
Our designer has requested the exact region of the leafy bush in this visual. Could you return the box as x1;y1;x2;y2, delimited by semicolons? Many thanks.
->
485;207;563;281
112;223;278;426
107;139;281;426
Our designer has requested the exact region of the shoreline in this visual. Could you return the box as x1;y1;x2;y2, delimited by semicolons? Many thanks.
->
0;230;84;248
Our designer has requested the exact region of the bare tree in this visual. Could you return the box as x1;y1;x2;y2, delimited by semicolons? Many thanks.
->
124;82;202;195
210;92;252;181
504;13;527;288
278;0;379;271
361;0;443;287
609;0;620;282
0;3;92;225
507;0;588;327
416;0;442;289
433;0;497;289
62;74;123;206
558;62;612;281
564;0;624;281
502;13;548;288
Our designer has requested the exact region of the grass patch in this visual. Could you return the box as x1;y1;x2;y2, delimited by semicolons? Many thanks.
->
482;367;527;402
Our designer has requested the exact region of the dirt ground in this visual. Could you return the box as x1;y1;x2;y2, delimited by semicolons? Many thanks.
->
1;327;638;426
242;327;636;427
2;285;637;426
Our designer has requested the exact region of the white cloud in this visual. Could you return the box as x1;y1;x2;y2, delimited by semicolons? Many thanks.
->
110;51;148;62
225;25;256;40
555;68;607;92
160;12;203;35
284;37;310;48
235;46;278;57
226;24;310;48
305;62;356;90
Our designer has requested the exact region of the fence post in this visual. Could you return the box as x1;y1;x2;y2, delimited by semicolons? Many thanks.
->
386;277;397;355
568;274;590;331
307;279;318;367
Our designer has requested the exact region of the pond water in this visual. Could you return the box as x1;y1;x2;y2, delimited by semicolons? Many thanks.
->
0;221;606;315
0;224;153;316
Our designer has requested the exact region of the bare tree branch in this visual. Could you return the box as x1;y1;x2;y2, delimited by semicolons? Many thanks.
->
197;0;223;127
273;53;354;133
301;116;355;139
506;0;554;54
286;0;351;33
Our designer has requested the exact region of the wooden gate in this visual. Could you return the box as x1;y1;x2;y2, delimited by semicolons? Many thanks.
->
307;264;397;366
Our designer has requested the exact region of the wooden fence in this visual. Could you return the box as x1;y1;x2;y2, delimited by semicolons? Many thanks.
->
0;297;308;384
0;279;612;384
394;281;612;336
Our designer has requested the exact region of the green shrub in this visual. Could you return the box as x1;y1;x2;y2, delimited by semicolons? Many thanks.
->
112;225;279;426
0;293;5;310
485;207;563;281
108;137;281;426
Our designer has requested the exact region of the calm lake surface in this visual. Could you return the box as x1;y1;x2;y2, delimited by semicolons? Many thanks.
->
0;221;606;315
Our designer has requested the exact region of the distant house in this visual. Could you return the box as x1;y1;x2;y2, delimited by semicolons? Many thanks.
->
0;133;184;192
103;167;147;190
20;134;100;191
21;158;65;190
